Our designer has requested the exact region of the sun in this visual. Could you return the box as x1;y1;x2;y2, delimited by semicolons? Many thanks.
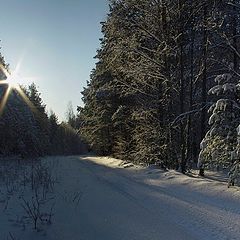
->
6;73;20;89
0;69;39;117
0;57;40;117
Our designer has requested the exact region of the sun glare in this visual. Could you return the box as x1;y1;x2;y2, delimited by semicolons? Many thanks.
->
6;73;20;89
0;60;33;116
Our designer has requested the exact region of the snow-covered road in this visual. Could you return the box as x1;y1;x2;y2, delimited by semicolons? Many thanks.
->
1;155;240;240
49;156;240;240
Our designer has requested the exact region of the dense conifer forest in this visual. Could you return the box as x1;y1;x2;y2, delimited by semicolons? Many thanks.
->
78;0;240;176
1;0;240;179
1;1;240;239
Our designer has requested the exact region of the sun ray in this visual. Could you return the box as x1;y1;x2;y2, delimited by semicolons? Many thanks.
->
0;53;42;118
14;55;23;74
0;80;8;85
0;86;12;116
0;63;10;81
14;85;38;114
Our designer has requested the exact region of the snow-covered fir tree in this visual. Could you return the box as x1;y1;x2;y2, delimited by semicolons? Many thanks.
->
228;113;240;186
198;73;239;176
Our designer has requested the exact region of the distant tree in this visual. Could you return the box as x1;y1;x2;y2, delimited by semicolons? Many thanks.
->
0;87;46;157
22;83;50;154
49;109;87;155
65;101;77;129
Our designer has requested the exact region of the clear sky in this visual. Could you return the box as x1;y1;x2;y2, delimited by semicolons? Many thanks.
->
0;0;108;120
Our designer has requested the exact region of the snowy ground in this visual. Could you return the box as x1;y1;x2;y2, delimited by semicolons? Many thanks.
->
0;155;240;240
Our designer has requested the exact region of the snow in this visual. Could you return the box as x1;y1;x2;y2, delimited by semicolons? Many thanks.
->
1;155;240;240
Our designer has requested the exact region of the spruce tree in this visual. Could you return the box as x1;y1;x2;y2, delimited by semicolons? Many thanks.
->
198;73;239;176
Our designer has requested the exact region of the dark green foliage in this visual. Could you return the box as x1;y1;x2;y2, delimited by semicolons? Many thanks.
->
22;83;50;155
0;86;44;156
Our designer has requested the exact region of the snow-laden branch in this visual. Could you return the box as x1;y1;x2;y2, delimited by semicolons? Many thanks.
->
171;103;212;126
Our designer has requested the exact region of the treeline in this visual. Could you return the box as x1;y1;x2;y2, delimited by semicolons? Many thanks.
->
79;0;240;173
0;53;86;158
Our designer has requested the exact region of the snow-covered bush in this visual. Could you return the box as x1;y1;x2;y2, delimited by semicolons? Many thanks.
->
0;157;57;231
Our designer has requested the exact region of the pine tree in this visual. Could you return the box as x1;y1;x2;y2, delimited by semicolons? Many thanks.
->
79;0;240;172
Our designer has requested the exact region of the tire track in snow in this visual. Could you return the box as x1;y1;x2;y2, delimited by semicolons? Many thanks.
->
78;157;240;240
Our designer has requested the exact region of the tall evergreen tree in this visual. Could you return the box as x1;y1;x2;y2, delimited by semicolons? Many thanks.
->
79;0;240;174
198;73;239;175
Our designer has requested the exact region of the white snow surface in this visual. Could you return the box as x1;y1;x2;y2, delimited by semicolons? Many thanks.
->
0;155;240;240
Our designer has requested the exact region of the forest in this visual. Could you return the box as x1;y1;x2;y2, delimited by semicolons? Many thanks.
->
1;0;240;178
0;53;86;157
1;1;240;239
79;0;240;180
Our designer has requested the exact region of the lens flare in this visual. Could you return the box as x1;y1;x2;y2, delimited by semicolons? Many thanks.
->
0;86;12;116
6;75;19;88
0;59;38;117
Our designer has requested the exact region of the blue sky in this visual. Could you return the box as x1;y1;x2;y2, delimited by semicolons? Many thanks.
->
0;0;108;120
